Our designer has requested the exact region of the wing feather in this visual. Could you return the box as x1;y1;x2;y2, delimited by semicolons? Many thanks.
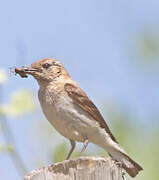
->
64;83;118;143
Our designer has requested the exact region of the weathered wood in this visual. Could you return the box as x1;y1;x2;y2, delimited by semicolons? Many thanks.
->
24;157;125;180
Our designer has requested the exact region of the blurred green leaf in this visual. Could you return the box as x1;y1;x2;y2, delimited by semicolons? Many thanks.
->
53;142;68;162
134;32;159;65
103;102;133;147
0;144;13;152
0;89;36;117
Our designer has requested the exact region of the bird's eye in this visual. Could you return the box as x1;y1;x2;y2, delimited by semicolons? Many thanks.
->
42;63;51;69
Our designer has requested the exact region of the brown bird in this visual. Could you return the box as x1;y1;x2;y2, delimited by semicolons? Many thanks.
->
15;58;143;177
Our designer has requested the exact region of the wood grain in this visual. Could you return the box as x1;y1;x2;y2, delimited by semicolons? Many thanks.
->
24;157;125;180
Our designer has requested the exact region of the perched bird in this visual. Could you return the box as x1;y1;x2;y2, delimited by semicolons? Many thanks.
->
15;58;143;177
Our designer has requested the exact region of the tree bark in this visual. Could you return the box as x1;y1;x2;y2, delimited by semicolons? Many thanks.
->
24;156;125;180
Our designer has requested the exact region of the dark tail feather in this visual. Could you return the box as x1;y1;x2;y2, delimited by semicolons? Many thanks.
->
120;152;143;177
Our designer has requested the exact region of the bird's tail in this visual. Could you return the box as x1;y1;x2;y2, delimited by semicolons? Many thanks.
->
108;144;143;177
90;128;143;177
116;151;143;177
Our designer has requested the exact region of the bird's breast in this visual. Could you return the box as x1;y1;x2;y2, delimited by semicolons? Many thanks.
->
38;86;103;143
38;87;90;142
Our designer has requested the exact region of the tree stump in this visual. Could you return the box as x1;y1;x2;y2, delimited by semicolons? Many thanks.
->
24;156;125;180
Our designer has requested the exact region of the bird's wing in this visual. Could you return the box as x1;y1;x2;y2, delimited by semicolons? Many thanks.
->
64;83;118;143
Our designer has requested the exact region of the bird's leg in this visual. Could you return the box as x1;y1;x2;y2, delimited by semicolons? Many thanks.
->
79;139;89;156
66;140;76;160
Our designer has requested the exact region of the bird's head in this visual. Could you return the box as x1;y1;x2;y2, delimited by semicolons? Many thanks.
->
15;58;70;85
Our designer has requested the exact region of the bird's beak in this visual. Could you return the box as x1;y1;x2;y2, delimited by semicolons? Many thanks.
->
23;67;38;73
15;67;38;78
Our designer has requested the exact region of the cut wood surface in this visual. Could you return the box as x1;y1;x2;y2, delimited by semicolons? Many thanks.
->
24;156;125;180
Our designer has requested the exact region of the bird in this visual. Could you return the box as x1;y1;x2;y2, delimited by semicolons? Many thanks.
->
15;58;143;177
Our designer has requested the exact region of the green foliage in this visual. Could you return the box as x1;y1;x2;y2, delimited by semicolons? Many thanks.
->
0;89;36;117
0;144;13;152
103;102;134;148
53;142;68;162
133;31;159;67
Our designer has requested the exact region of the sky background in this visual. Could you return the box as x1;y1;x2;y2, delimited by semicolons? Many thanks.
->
0;0;159;179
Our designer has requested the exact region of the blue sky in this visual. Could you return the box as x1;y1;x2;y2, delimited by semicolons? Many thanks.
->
0;0;159;179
